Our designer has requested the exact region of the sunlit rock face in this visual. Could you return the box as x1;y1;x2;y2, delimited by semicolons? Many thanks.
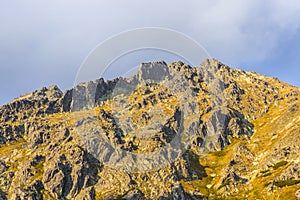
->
0;59;299;199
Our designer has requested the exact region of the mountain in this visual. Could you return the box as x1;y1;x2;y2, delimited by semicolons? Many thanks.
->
0;59;299;199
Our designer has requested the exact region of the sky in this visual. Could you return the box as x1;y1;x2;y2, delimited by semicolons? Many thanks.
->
0;0;300;105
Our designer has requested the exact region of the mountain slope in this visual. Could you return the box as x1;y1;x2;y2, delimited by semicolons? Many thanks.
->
0;59;299;199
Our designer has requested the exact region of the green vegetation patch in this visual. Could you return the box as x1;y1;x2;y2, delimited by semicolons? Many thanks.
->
272;161;288;170
274;179;300;188
262;172;272;177
211;150;227;157
260;169;270;174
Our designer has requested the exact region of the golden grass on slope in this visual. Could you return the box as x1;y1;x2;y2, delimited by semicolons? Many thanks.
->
185;139;241;197
245;160;300;200
0;138;26;157
249;99;300;154
184;83;299;199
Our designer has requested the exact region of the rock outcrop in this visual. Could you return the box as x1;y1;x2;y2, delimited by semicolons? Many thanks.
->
0;59;299;199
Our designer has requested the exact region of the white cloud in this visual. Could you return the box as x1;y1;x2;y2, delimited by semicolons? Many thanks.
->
0;0;300;104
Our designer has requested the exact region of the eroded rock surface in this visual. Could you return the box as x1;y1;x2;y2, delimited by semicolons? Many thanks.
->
0;59;299;199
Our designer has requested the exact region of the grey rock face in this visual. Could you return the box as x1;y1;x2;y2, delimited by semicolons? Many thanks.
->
170;183;192;200
0;85;63;138
137;61;169;82
61;89;73;112
193;108;253;152
41;145;100;199
0;189;6;200
0;59;298;199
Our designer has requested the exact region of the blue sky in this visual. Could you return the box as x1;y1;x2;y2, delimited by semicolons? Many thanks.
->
0;0;300;105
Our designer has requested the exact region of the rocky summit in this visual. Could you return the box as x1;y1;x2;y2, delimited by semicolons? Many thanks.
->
0;58;299;199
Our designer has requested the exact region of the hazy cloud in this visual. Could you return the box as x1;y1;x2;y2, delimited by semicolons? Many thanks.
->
0;0;299;105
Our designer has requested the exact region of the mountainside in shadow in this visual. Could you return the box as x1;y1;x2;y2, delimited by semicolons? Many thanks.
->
0;59;299;199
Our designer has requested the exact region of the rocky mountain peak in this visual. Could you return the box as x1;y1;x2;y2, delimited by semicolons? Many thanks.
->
0;59;299;199
137;61;170;82
13;84;63;103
